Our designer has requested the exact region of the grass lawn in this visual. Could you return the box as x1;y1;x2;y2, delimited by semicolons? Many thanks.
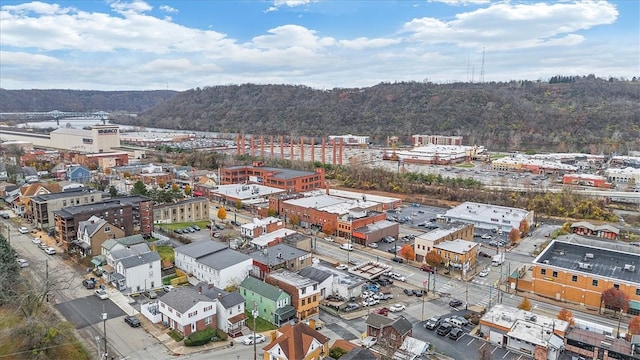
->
455;162;475;168
245;311;278;332
490;153;508;160
168;329;184;342
161;220;210;231
156;245;175;263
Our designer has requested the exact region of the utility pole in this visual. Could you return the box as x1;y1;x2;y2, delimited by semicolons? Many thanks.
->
252;302;258;360
102;304;108;359
421;279;427;321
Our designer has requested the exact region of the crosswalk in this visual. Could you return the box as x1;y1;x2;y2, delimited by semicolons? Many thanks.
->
476;290;499;308
435;279;458;296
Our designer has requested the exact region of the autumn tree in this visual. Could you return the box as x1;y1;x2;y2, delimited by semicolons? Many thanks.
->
557;308;575;325
158;179;166;189
267;208;277;217
629;316;640;336
519;220;530;236
518;297;532;311
322;222;336;236
123;171;131;179
171;183;180;192
601;287;629;315
290;214;300;227
235;199;242;209
425;251;442;267
508;228;520;244
399;244;415;261
184;184;192;196
217;207;227;222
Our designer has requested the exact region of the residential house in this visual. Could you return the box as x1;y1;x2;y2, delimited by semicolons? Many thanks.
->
17;182;61;218
338;347;377;360
66;165;92;183
94;234;147;268
364;314;413;349
103;242;161;293
75;215;124;256
262;321;330;360
22;166;39;183
266;270;320;321
153;197;209;224
174;241;252;289
241;217;285;239
195;282;246;336
249;243;313;280
239;276;295;326
433;239;479;272
30;187;104;230
0;163;8;181
297;267;333;300
157;287;217;337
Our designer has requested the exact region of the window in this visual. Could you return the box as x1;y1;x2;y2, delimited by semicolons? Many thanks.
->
205;316;212;325
104;226;111;232
301;299;305;306
636;288;640;296
614;284;619;289
540;269;546;275
552;271;558;278
592;279;598;287
312;295;316;302
571;275;577;282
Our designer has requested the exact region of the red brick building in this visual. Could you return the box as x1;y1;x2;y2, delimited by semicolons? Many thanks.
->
220;162;325;192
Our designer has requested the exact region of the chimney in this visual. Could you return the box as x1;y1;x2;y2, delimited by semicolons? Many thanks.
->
217;293;222;299
208;283;213;289
198;286;202;294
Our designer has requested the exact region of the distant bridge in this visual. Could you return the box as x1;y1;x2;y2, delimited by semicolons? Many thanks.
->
0;110;110;125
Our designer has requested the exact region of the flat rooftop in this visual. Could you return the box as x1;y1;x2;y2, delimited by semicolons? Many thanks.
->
268;270;318;289
444;201;529;229
535;239;640;284
348;261;393;280
224;165;318;179
215;183;285;200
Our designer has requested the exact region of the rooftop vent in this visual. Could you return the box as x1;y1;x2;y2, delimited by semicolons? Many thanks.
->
543;260;550;264
585;253;595;259
578;262;593;270
624;264;636;272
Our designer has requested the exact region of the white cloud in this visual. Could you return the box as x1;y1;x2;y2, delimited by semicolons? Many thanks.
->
109;0;153;15
339;37;402;50
0;51;62;66
159;5;178;13
404;1;618;49
251;25;335;51
428;0;490;5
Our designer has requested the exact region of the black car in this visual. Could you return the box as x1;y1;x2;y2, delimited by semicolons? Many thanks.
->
478;251;491;258
82;278;97;289
230;220;240;226
392;257;404;263
403;288;414;296
173;229;183;234
412;289;424;297
215;224;224;230
436;322;453;336
192;225;201;231
448;327;463;340
124;315;141;328
387;246;398;254
449;299;463;307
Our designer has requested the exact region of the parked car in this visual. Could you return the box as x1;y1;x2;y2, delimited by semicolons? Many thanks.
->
382;236;395;243
449;299;463;308
412;289;424;297
389;304;406;312
145;290;158;299
390;273;406;282
1;213;10;219
324;237;334;242
478;268;490;277
436;322;453;336
215;224;224;230
387;246;398;254
392;257;404;264
18;227;29;234
362;336;377;348
451;315;469;327
373;307;389;316
191;225;201;231
420;264;435;273
230;220;241;226
448;327;464;340
163;285;175;292
368;242;378;248
344;303;360;312
16;258;29;268
44;247;56;255
31;238;41;246
173;229;184;234
362;298;380;307
481;234;492;239
95;289;109;300
424;316;441;330
82;278;97;289
243;334;266;345
124;315;141;328
184;227;195;233
478;251;491;258
336;264;348;270
403;289;414;296
340;243;354;251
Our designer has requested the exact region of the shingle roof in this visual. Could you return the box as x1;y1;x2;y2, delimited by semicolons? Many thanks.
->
240;276;288;302
119;251;161;268
391;316;413;335
78;216;106;237
249;243;310;266
193;282;245;308
199;248;252;270
340;347;377;360
365;313;393;328
174;241;226;259
219;292;245;308
263;322;330;360
159;287;214;313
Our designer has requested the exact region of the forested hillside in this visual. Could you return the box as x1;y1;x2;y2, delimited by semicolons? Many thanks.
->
126;78;639;153
0;89;177;113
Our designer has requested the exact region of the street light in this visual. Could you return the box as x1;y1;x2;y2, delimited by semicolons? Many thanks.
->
252;302;259;360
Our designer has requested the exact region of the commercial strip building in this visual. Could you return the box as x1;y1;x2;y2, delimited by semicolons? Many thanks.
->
394;144;485;165
514;239;640;315
562;173;611;188
443;201;533;235
0;124;121;153
491;155;578;174
413;222;475;263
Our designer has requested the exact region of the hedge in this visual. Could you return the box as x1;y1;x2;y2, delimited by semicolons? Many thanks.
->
184;328;228;347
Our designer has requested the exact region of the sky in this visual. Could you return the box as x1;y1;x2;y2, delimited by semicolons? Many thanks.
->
0;0;638;91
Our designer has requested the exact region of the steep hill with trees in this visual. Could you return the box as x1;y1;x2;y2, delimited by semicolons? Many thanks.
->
126;78;638;153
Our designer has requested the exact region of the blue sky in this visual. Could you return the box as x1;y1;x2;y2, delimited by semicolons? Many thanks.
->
1;0;638;90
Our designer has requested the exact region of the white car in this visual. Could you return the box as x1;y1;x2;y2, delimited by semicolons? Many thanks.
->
389;304;406;312
479;268;490;277
324;237;334;242
43;247;56;255
481;234;492;239
31;238;41;246
243;334;266;345
362;336;377;348
391;273;406;282
18;227;29;234
336;264;348;270
95;289;109;300
163;285;175;292
16;258;29;268
362;298;380;307
368;242;379;248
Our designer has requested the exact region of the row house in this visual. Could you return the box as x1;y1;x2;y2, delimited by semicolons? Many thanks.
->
76;215;124;256
249;243;313;280
158;287;217;337
195;282;246;337
240;276;296;326
266;270;320;321
103;242;162;294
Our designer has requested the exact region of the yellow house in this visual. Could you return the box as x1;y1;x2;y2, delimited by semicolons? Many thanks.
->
433;239;479;273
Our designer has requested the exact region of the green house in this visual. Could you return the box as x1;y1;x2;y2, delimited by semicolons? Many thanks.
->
239;276;296;325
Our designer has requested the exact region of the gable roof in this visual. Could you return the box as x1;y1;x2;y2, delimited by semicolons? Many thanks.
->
174;241;226;259
159;286;214;313
263;322;330;360
194;281;244;308
365;313;393;328
119;251;161;269
20;182;61;197
110;243;151;260
78;216;107;237
240;276;288;302
390;316;413;335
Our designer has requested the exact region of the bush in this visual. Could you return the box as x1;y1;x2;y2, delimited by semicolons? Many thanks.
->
184;328;216;347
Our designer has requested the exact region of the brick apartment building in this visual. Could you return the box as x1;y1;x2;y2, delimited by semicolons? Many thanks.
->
220;162;325;193
30;188;104;230
53;196;153;250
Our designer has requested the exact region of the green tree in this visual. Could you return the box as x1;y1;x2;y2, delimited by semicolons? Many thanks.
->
184;184;192;196
235;199;243;209
0;236;19;305
329;346;347;359
108;185;118;198
130;180;148;196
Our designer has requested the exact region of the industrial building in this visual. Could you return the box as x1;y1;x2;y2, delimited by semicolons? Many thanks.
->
443;201;533;235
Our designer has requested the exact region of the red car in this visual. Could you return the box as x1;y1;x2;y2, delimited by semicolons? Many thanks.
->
373;307;389;316
420;265;435;273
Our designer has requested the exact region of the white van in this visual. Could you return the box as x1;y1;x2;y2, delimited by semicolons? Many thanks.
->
340;243;354;251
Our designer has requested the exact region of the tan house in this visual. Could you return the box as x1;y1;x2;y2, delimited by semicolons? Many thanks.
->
414;222;474;263
153;197;209;224
433;239;479;274
17;182;61;218
76;216;124;256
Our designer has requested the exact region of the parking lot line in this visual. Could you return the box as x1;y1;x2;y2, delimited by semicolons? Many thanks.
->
478;342;486;350
491;346;498;353
466;338;475;346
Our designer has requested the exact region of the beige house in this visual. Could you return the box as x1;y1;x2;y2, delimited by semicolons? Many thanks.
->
153;197;210;224
414;222;474;263
76;216;124;256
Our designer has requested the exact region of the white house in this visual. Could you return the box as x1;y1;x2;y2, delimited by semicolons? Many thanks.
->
240;216;284;239
298;267;334;300
105;242;162;293
157;287;218;337
195;282;246;336
174;242;253;289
